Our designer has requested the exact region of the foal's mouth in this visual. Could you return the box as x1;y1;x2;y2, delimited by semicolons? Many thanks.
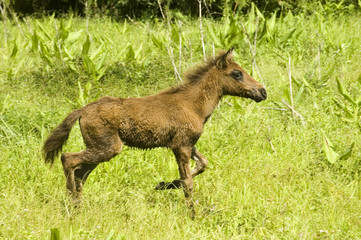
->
252;88;267;102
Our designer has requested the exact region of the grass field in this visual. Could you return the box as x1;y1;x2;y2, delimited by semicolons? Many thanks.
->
1;6;361;239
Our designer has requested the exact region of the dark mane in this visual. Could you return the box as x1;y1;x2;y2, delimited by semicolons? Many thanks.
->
161;51;227;95
185;51;227;84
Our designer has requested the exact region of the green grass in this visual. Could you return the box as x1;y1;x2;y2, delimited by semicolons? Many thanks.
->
1;8;361;239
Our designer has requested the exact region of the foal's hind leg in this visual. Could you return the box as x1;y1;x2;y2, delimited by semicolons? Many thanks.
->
61;152;98;201
61;152;82;200
190;147;208;177
61;133;123;202
74;163;98;195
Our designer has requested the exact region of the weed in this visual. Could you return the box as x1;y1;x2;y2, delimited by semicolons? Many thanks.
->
1;9;361;239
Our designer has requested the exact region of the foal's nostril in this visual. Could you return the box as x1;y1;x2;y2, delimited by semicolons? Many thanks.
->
260;88;267;99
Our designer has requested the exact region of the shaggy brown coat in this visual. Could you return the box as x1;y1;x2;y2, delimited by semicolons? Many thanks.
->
43;49;267;217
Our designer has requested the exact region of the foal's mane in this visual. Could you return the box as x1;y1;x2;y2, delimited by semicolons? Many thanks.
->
161;51;228;95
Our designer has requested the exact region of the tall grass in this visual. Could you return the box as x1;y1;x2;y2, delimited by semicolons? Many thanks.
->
1;6;361;239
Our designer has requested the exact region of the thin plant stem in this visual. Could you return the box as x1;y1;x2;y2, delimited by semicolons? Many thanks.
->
0;3;8;46
287;56;294;118
164;5;182;82
198;0;206;61
241;19;264;83
157;0;165;19
178;20;182;74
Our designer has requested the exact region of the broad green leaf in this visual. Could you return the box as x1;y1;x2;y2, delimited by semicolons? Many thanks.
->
10;41;18;59
357;73;361;85
105;229;115;240
66;61;77;72
59;19;69;41
292;27;304;40
31;30;39;52
300;77;314;90
96;50;108;72
36;20;53;41
134;44;143;60
171;23;180;45
333;98;354;118
341;117;355;123
83;81;92;99
151;34;165;50
39;41;53;65
63;46;74;60
265;12;277;42
267;12;276;34
90;43;105;60
336;77;356;106
65;97;75;106
356;95;361;106
66;14;73;31
322;132;340;164
247;3;256;34
7;69;13;79
279;27;297;45
50;228;60;240
66;30;83;43
282;87;290;103
294;84;305;104
340;142;354;160
206;24;222;47
82;55;94;74
96;66;109;82
82;35;91;55
53;40;60;58
255;4;265;21
77;81;84;106
122;19;128;34
126;44;135;60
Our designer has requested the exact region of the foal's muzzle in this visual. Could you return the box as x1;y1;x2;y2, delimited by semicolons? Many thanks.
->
253;87;267;102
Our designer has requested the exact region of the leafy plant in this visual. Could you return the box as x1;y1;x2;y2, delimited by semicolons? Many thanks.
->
28;16;83;71
2;8;361;240
124;43;143;61
206;11;242;49
81;34;109;82
334;76;361;128
322;132;355;164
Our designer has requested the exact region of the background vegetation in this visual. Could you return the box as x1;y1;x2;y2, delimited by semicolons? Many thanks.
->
2;0;360;18
1;1;361;239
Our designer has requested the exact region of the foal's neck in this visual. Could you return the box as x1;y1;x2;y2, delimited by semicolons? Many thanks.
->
187;74;223;121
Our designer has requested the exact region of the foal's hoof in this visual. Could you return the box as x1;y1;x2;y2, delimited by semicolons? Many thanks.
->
155;180;182;190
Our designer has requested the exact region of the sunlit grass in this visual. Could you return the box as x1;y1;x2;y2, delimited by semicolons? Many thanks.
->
1;8;361;239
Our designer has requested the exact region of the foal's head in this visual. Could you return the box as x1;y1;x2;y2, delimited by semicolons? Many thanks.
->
214;49;267;102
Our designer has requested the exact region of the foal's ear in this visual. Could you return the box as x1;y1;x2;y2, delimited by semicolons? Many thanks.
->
216;48;234;69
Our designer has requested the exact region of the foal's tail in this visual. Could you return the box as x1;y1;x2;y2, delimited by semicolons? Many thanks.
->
43;109;82;165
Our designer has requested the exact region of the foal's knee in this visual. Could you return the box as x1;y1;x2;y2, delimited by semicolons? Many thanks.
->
182;177;193;191
199;158;208;171
61;153;66;164
61;153;71;170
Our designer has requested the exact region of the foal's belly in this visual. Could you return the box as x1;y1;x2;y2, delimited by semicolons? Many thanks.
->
118;123;202;150
119;127;174;149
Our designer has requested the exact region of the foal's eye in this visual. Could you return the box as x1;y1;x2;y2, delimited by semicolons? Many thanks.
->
230;70;243;81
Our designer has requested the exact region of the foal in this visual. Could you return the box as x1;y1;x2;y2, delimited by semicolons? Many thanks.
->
43;49;267;216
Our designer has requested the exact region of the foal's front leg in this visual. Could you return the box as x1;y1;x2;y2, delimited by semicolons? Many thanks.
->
173;147;195;218
155;147;208;190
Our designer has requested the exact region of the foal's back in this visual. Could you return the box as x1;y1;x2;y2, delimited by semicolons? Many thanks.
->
79;92;203;149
